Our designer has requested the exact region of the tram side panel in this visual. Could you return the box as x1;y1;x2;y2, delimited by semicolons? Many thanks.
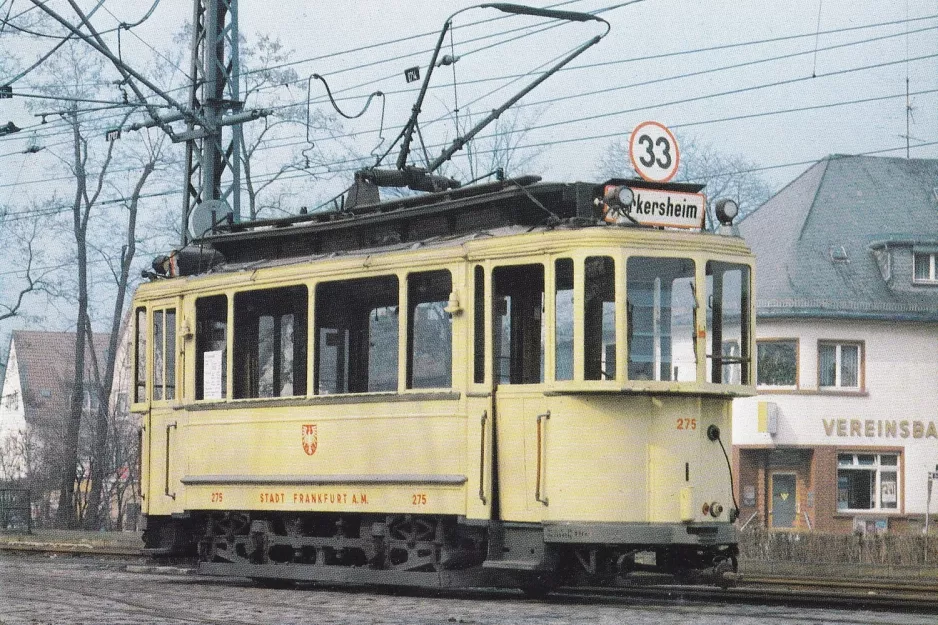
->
175;401;469;517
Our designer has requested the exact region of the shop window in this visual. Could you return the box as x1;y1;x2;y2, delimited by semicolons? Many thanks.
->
837;453;899;511
234;286;308;399
627;257;696;382
134;307;147;402
473;266;485;384
913;252;937;283
554;259;574;381
152;308;176;401
585;256;615;380
494;264;544;385
316;276;398;394
195;295;227;400
757;339;798;387
706;261;751;384
408;270;452;389
819;341;861;389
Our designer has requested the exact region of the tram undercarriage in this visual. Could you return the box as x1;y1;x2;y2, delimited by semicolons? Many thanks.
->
143;512;739;590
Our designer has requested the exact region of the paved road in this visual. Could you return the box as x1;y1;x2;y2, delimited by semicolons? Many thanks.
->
0;553;934;625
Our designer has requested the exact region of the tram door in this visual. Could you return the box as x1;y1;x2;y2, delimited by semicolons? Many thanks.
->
137;298;183;515
490;263;549;524
466;266;495;522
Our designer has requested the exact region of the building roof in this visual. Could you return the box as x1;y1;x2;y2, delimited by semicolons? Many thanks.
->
738;154;938;321
9;330;106;430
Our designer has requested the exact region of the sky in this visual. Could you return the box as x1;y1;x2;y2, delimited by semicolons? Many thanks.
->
0;0;936;337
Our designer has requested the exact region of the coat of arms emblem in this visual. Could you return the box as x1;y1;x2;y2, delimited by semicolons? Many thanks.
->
302;424;318;455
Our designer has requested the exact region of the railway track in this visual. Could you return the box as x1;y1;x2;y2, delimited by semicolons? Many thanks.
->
2;542;936;613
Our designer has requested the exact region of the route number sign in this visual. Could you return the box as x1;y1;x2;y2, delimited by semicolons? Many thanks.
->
629;121;680;183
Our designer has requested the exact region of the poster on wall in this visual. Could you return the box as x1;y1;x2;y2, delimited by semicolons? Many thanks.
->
881;478;897;504
837;475;849;511
743;485;756;507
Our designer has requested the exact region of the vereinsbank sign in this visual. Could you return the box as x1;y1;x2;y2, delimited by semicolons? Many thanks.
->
604;186;706;230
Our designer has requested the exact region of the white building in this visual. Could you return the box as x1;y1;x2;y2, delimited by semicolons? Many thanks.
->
733;155;938;534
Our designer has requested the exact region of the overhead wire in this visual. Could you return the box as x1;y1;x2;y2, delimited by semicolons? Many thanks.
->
2;12;933;146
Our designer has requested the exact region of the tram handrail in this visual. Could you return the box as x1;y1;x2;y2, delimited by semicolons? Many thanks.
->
535;411;550;506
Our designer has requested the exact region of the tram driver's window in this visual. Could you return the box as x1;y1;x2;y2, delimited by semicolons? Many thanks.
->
627;257;696;382
408;270;452;389
316;276;399;394
195;295;228;400
493;264;544;385
233;286;308;399
706;261;751;384
585;257;615;380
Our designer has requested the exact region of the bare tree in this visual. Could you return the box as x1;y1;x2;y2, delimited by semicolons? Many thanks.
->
0;217;49;324
595;135;773;228
239;34;338;220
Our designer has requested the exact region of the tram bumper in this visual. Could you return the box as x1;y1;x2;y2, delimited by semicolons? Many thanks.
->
542;521;737;546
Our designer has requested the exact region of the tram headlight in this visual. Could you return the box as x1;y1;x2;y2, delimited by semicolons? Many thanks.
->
714;198;739;226
710;502;724;518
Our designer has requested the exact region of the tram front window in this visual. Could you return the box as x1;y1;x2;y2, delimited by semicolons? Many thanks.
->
706;261;751;384
627;257;696;382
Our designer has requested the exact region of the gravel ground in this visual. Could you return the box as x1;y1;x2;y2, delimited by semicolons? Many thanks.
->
0;552;935;625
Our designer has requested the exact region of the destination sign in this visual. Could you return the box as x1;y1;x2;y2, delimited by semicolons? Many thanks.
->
602;186;706;230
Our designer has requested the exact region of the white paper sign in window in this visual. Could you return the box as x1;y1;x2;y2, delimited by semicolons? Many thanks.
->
203;350;224;400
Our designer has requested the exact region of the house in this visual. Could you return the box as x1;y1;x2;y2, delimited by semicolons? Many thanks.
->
733;155;938;534
0;331;113;523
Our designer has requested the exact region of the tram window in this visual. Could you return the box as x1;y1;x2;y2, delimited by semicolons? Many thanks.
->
151;308;176;401
554;259;574;381
233;286;307;399
473;266;485;384
195;295;228;400
134;307;147;403
706;262;751;384
493;264;544;385
585;257;615;381
316;276;398;394
408;270;452;389
626;257;696;382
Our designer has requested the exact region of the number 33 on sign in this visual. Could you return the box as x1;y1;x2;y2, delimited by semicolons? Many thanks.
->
629;121;680;183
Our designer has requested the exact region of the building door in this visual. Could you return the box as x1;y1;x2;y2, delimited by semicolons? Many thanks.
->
771;473;796;528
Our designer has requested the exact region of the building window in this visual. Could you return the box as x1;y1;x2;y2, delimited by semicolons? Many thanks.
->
819;341;861;389
316;276;398;394
757;340;798;387
234;286;308;399
837;453;899;511
913;252;938;283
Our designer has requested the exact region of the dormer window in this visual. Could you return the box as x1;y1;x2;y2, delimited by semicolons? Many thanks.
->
913;252;938;284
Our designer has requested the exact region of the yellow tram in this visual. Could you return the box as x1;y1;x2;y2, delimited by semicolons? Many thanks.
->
133;176;755;589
